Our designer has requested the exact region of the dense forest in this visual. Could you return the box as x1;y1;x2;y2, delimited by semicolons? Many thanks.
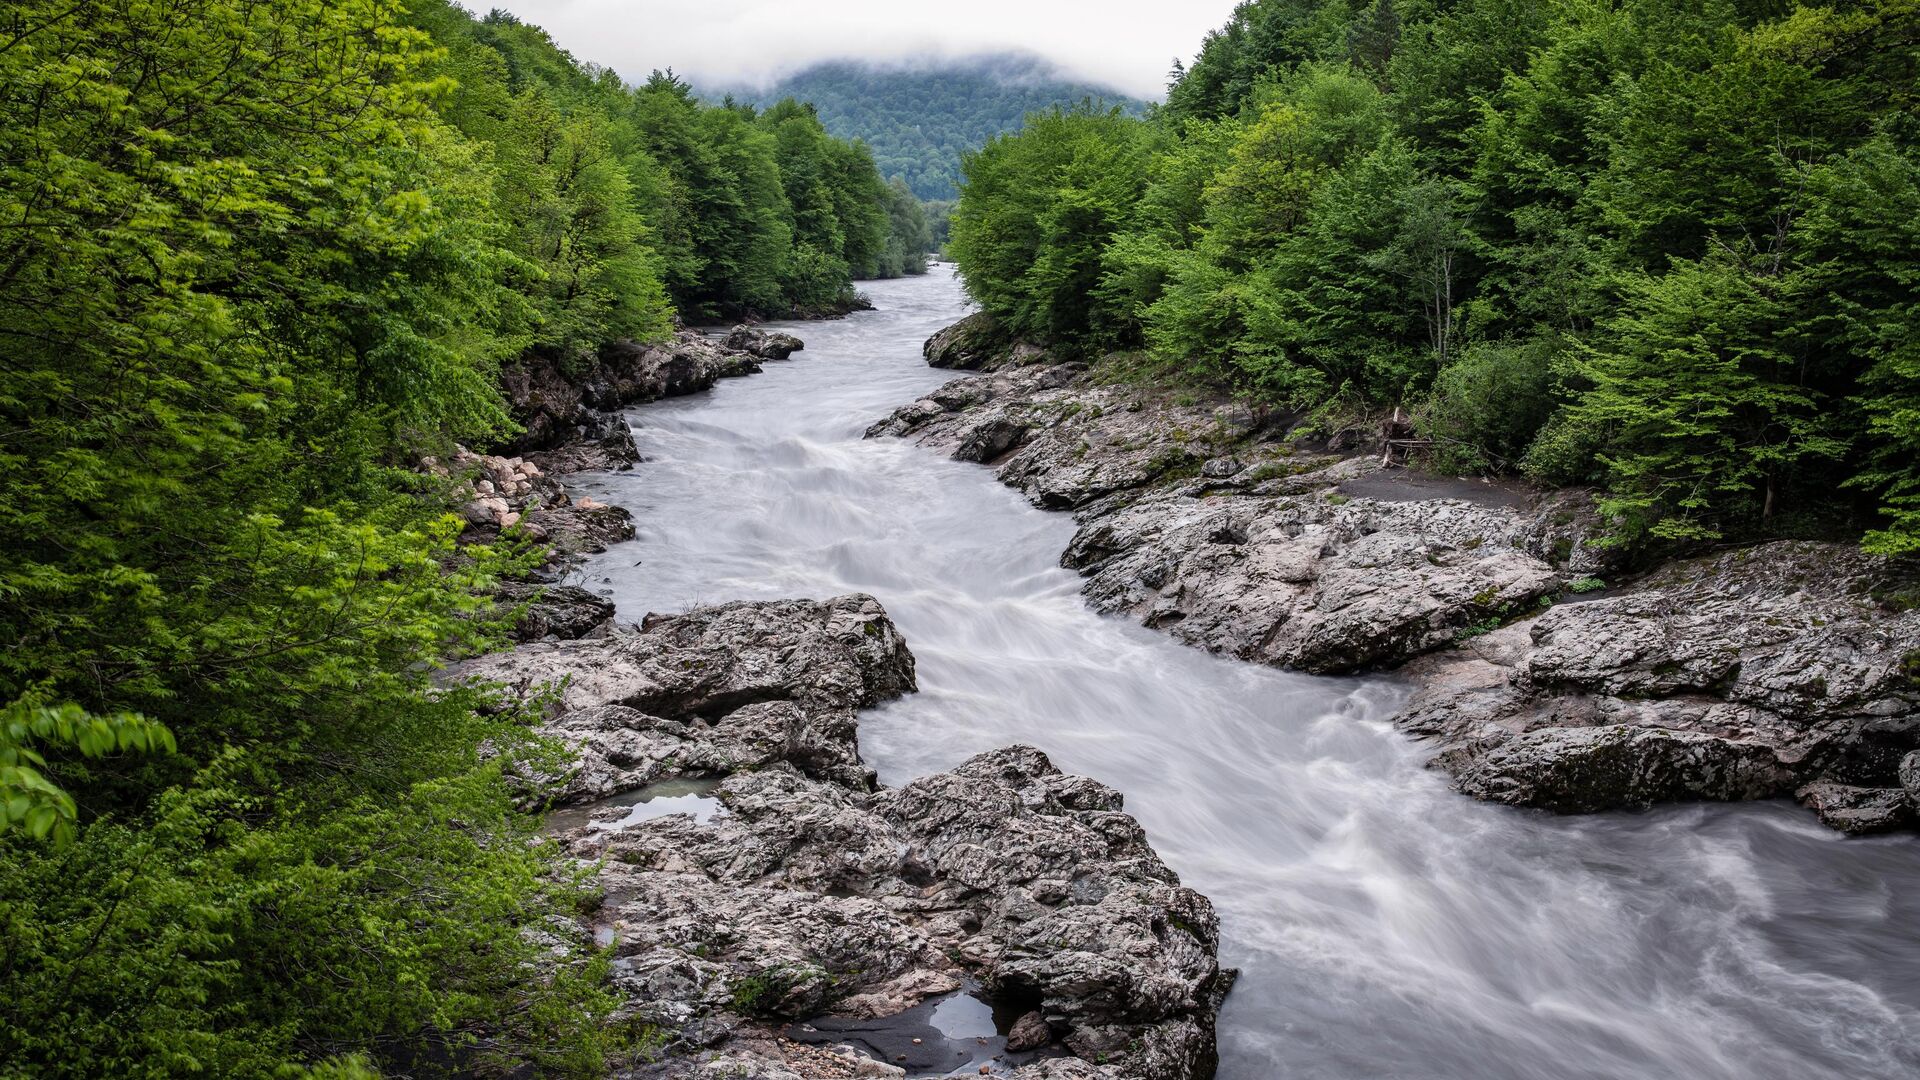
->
726;55;1148;202
0;0;929;1076
951;0;1920;553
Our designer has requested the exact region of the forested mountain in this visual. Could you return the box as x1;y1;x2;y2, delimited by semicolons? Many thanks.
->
0;1;928;1074
724;55;1150;201
952;0;1920;555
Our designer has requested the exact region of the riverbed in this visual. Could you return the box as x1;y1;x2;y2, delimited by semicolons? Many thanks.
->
570;271;1920;1080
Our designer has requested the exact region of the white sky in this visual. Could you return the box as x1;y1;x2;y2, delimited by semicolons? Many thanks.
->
483;0;1244;98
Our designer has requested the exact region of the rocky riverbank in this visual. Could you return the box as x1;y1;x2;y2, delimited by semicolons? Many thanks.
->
867;314;1920;834
440;324;1233;1078
431;326;808;642
498;325;806;474
453;595;1231;1080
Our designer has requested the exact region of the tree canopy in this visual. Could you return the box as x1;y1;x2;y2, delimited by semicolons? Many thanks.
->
951;0;1920;552
725;55;1149;201
0;0;930;1074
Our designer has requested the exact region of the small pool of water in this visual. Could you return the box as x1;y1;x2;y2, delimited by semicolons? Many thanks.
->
789;988;1019;1076
544;777;724;835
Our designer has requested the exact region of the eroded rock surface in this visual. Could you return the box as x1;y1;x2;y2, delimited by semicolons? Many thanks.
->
458;596;1228;1079
869;331;1920;833
1399;543;1920;828
869;363;1603;676
496;327;805;476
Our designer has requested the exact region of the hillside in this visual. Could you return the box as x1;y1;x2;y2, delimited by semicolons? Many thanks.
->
723;55;1150;200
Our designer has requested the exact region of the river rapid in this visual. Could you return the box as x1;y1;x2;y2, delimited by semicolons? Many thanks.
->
570;271;1920;1080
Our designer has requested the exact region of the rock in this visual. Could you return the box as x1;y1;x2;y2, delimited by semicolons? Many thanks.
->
463;595;1228;1079
1005;1010;1053;1052
1400;542;1920;825
1903;750;1920;801
724;325;805;360
923;311;1012;370
869;363;1592;675
1063;487;1567;674
495;582;616;642
494;330;774;470
1796;782;1914;834
455;593;916;719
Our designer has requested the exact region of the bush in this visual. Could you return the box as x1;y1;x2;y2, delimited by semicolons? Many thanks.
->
1422;337;1566;471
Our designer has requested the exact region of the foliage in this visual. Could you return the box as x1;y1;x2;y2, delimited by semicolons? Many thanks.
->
949;107;1156;352
727;56;1149;200
950;0;1920;550
0;0;880;1073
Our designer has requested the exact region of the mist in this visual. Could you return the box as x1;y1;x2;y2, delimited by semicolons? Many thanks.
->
481;0;1244;99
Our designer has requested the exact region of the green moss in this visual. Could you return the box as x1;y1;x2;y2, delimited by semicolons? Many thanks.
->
729;963;821;1018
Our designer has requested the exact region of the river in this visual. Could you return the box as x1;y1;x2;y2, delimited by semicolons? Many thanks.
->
569;271;1920;1080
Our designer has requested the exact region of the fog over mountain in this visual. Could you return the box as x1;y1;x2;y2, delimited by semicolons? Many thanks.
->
717;54;1150;200
481;0;1239;98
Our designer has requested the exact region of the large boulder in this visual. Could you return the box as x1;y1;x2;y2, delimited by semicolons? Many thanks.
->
1398;542;1920;825
724;325;805;360
923;311;1016;370
458;596;1229;1079
455;594;916;719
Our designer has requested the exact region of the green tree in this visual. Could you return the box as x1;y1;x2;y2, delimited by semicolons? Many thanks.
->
1548;251;1843;542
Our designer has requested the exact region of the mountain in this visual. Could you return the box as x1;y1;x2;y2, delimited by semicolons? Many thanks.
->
720;54;1150;201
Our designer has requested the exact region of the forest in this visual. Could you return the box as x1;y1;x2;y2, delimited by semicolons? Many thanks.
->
729;56;1147;201
950;0;1920;553
0;0;929;1076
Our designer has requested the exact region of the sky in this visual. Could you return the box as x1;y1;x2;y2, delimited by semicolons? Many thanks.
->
485;0;1244;99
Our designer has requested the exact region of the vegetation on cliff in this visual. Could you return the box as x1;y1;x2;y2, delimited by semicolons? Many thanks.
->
949;0;1920;552
0;0;930;1074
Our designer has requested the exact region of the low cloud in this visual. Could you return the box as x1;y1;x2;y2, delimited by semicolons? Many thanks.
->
485;0;1241;99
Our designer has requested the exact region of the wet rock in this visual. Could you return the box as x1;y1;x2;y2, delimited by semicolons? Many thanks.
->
496;582;617;642
923;311;1013;370
724;325;805;360
1796;782;1914;834
1005;1010;1053;1052
1903;750;1920;802
462;595;1227;1079
1401;542;1920;826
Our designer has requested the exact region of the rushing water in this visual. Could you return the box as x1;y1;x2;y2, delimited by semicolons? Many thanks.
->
572;271;1920;1080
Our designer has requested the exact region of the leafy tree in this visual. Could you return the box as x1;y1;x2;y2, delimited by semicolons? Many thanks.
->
1546;251;1842;543
952;0;1920;550
950;107;1155;349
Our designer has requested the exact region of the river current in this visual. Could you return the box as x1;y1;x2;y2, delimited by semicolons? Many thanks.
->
571;271;1920;1080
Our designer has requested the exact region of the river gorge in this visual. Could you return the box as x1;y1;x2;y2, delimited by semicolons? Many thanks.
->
542;271;1920;1080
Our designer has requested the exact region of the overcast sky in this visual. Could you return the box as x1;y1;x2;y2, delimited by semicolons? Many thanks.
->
485;0;1243;98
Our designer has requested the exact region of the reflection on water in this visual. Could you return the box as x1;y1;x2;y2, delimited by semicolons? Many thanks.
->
573;272;1920;1080
544;777;724;835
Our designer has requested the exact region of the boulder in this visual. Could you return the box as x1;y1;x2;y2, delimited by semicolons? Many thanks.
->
724;325;805;360
923;311;1013;370
458;596;1228;1079
1399;542;1920;824
496;582;616;642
